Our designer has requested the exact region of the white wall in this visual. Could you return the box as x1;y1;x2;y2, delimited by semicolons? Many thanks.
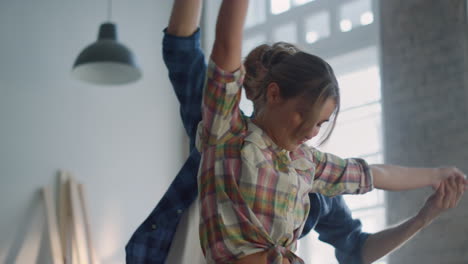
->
0;0;184;263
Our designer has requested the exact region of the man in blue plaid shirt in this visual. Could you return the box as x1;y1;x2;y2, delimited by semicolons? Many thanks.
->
125;1;464;263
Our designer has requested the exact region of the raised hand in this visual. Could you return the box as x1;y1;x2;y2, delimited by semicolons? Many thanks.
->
432;167;468;191
418;175;466;227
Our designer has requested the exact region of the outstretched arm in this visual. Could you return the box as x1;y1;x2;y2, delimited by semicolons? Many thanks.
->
210;0;249;72
311;176;465;264
361;176;465;263
371;165;468;191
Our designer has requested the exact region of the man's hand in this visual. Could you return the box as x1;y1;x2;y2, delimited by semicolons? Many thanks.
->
362;175;465;264
432;167;468;190
418;175;465;227
167;0;202;37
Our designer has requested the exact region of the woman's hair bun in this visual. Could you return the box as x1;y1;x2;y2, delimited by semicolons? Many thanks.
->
243;42;301;102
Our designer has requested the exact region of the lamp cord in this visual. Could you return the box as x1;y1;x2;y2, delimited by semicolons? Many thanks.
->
107;0;112;22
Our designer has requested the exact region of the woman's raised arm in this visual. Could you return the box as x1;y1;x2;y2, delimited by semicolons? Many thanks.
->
211;0;249;72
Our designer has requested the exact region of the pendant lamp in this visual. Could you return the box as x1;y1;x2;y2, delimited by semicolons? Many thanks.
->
72;0;142;85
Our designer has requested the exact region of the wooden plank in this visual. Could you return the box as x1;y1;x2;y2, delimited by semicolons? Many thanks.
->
70;223;80;264
58;171;70;264
64;171;79;264
13;198;44;264
78;183;100;264
68;177;90;264
42;186;64;264
68;221;79;264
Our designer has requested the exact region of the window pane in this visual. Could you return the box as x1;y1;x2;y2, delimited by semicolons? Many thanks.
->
242;34;267;57
245;0;266;28
339;0;373;32
273;22;297;43
271;0;291;14
318;103;382;158
292;0;315;6
327;46;378;78
241;34;265;116
343;189;385;210
350;207;386;233
304;11;330;43
297;232;338;264
240;91;254;117
361;152;383;164
337;66;381;110
298;222;387;264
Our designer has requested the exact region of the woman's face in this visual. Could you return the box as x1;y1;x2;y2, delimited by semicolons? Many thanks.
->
260;86;336;151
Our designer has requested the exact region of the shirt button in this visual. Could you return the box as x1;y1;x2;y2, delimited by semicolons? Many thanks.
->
151;224;157;230
177;209;183;214
291;187;297;196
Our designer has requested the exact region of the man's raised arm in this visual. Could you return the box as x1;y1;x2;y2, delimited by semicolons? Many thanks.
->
163;0;205;148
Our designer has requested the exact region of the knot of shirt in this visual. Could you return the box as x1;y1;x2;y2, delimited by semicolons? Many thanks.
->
266;244;304;264
275;152;291;172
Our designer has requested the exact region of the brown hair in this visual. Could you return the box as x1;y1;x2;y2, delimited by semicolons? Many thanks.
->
243;42;340;145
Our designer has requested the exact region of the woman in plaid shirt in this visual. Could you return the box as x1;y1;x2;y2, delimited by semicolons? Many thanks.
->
196;1;468;263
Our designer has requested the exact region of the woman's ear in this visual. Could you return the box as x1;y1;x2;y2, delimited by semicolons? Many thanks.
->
266;82;283;105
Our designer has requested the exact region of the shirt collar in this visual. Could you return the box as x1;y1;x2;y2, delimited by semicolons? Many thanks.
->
245;119;314;171
245;119;283;152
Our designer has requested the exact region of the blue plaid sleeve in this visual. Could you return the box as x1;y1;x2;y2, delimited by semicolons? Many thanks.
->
125;29;205;264
313;195;370;264
162;28;206;151
125;150;201;264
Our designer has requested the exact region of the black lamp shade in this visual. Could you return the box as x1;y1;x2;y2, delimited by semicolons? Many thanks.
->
72;23;141;85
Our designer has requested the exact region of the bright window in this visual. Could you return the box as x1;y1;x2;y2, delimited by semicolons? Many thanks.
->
339;0;374;32
305;11;330;43
273;22;298;43
271;0;291;15
245;0;267;28
293;0;316;6
301;46;385;263
241;34;267;59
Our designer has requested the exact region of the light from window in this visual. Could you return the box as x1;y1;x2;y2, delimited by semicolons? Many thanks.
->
239;90;254;117
321;103;382;158
273;22;298;43
306;31;319;43
304;11;330;43
339;0;373;32
300;59;386;263
349;206;386;233
337;66;381;110
360;11;374;25
245;0;267;28
297;232;337;264
242;34;267;57
292;0;315;6
271;0;291;14
340;19;353;32
344;187;385;211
